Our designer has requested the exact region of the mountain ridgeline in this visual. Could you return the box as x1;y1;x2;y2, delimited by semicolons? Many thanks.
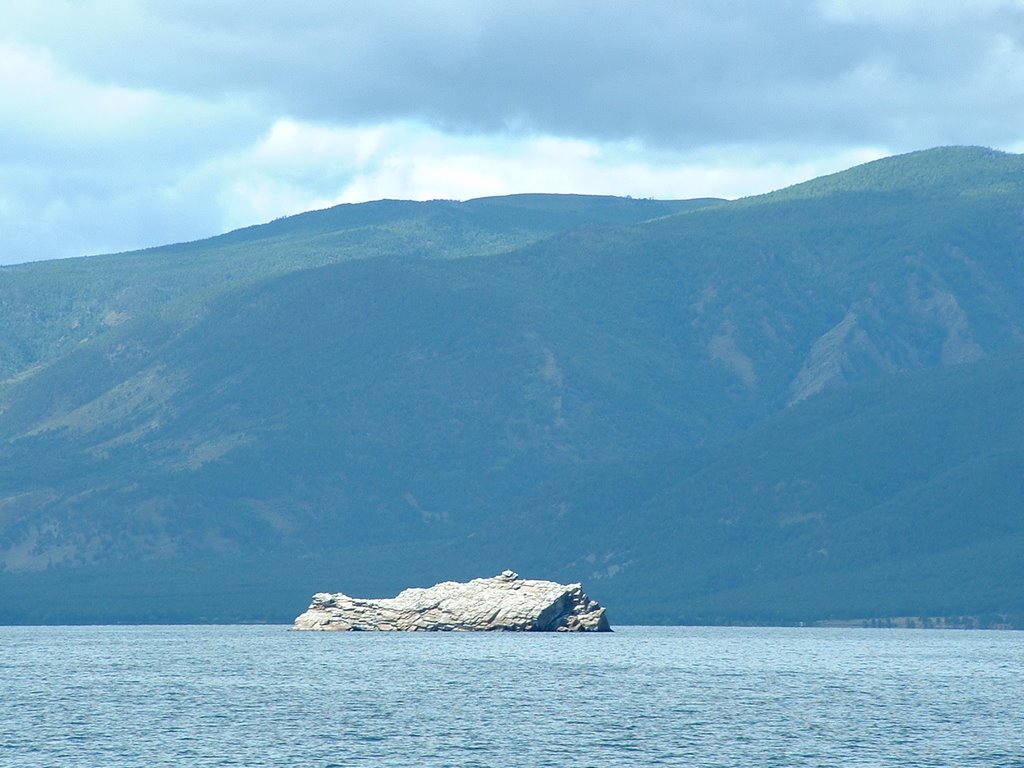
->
2;147;1023;626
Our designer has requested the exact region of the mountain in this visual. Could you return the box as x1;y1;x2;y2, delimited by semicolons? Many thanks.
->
1;147;1023;626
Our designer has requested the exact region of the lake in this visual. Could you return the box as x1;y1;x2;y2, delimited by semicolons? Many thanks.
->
1;625;1021;766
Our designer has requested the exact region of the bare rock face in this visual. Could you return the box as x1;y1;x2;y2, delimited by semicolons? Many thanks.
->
293;570;611;632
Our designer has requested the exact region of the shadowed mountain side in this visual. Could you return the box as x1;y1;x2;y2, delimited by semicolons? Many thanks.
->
0;255;720;569
2;346;1022;624
2;147;1024;624
496;347;1024;624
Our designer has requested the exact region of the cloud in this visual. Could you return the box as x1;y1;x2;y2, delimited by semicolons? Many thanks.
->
0;37;265;262
0;41;260;168
205;119;889;230
0;1;1022;263
7;1;1024;147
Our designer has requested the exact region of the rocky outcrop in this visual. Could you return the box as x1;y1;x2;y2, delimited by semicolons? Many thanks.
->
293;570;611;632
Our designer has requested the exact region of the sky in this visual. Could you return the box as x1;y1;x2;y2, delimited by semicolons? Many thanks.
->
2;0;1024;265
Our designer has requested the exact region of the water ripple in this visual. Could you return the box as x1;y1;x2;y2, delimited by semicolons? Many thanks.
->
1;626;1022;766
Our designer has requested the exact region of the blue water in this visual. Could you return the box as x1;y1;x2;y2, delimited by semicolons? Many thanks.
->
1;625;1022;767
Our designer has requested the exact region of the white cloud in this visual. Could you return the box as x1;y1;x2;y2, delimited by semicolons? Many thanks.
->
188;119;893;236
0;1;1022;263
0;42;248;159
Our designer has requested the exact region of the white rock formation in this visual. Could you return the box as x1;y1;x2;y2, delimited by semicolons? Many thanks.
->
293;570;611;632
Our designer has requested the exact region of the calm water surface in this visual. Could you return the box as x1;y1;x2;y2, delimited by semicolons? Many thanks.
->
1;625;1021;767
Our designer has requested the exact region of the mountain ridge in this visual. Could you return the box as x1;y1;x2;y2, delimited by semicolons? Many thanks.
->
1;146;1023;624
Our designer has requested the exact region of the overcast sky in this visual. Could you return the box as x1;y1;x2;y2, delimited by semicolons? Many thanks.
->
2;0;1023;264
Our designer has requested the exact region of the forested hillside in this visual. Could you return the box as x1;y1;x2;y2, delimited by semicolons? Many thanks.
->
1;147;1022;625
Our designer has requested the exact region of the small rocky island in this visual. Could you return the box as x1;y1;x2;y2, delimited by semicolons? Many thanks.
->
293;570;611;632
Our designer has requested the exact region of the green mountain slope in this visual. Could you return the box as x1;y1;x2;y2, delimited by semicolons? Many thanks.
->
547;348;1024;624
1;147;1023;625
0;194;716;384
